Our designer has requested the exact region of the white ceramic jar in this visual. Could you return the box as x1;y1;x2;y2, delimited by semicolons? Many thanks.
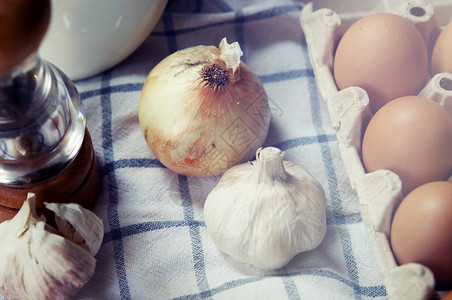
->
39;0;168;80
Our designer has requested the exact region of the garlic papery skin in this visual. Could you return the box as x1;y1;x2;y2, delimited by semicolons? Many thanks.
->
45;202;103;255
203;147;327;270
138;38;270;177
0;194;103;300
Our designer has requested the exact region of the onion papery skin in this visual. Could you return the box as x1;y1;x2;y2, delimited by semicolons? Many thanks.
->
139;45;270;177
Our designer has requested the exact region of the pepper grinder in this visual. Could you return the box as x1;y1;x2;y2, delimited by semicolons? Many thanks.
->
0;0;100;222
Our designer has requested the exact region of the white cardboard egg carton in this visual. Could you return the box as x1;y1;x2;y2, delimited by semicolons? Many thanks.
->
300;1;452;299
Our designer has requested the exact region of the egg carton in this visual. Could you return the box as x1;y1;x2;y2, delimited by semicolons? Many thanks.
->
299;1;452;299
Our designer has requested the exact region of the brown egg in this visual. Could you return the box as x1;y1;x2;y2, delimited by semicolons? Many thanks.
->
431;22;452;75
362;96;452;195
334;13;428;113
390;181;452;290
443;290;452;300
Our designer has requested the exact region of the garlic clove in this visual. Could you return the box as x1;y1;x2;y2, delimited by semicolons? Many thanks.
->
0;193;103;300
204;147;327;270
25;226;96;298
45;202;103;255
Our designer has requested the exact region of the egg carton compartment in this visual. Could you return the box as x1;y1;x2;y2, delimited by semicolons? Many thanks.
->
300;1;452;299
310;0;452;32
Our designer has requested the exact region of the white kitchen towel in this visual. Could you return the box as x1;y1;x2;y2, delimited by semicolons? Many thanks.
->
75;0;386;299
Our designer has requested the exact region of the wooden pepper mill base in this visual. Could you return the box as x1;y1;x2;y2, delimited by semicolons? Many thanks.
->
0;129;100;223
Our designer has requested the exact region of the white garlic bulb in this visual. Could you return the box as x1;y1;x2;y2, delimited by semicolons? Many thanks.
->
0;193;103;300
204;147;327;270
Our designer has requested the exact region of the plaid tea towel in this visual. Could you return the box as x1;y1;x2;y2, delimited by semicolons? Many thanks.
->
74;0;387;299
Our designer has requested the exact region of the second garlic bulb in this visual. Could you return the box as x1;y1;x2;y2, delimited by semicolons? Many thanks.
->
204;147;327;270
0;194;103;300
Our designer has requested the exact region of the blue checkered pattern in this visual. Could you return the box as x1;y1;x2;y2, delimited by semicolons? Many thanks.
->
76;1;387;299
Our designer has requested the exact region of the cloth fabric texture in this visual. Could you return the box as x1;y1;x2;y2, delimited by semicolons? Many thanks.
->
75;1;387;299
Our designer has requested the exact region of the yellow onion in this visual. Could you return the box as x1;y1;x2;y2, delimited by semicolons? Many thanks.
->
138;38;270;177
